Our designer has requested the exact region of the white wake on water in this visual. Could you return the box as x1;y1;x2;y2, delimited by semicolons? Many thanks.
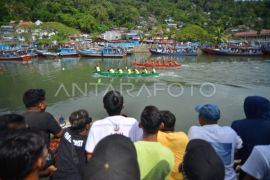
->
159;71;183;78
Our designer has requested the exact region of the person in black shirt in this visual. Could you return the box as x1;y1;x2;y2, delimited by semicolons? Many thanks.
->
22;89;63;147
53;109;92;180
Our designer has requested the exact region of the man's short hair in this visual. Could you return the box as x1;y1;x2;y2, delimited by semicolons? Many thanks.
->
69;109;92;133
140;106;161;134
0;128;46;180
0;114;26;130
160;110;176;131
103;91;123;116
23;89;46;108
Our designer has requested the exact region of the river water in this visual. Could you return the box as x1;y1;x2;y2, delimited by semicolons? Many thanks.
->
0;53;269;132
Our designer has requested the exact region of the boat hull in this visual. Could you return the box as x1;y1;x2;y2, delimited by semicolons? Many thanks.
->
79;50;126;58
36;50;59;58
0;54;32;61
94;72;159;77
263;48;270;56
59;53;80;57
201;48;263;56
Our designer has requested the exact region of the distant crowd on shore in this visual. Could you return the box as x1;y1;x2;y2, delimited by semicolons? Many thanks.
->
0;89;270;180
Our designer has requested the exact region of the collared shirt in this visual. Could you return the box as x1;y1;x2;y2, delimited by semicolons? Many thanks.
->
188;124;243;180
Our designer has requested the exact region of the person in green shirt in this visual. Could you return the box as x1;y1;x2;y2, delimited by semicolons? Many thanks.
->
135;106;174;180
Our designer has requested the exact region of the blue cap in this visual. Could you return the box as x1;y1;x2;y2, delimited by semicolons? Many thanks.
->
195;104;220;121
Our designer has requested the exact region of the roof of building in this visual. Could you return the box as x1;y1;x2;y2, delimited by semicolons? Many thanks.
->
234;29;270;37
17;21;33;27
234;31;258;37
261;29;270;35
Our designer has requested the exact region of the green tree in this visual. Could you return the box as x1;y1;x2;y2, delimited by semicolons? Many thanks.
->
209;26;231;46
176;24;208;42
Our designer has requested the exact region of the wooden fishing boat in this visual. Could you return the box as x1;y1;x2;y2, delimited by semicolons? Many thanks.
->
262;46;270;56
58;48;79;57
36;50;59;58
132;62;181;69
201;47;263;56
0;51;32;61
149;46;197;56
263;48;270;56
94;71;159;77
78;47;127;58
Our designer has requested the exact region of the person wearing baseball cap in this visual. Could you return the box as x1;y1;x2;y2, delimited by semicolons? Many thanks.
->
188;103;242;180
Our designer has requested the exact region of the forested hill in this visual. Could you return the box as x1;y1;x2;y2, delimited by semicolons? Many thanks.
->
1;0;269;33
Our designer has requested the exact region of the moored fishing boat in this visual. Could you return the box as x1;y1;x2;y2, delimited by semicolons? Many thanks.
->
58;48;79;57
263;48;270;56
78;47;127;58
262;44;270;56
149;46;197;56
0;50;32;61
36;50;59;58
94;71;159;77
201;46;263;56
27;49;38;58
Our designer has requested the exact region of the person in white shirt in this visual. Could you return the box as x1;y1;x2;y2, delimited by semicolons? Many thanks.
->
188;103;242;180
85;91;142;159
241;145;270;180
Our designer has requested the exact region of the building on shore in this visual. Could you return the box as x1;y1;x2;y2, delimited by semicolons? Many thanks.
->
234;29;270;41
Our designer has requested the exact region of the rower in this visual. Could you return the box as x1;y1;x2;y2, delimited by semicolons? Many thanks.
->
143;68;148;74
109;68;115;73
118;68;123;74
134;69;140;74
127;68;132;74
152;68;156;74
95;65;101;72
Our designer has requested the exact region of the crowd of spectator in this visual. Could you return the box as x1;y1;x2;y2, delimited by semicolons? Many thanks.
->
0;89;269;180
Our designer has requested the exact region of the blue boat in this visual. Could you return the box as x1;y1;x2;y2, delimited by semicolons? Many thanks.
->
36;50;59;58
0;50;32;61
78;47;127;58
149;46;197;56
58;48;79;57
201;47;263;56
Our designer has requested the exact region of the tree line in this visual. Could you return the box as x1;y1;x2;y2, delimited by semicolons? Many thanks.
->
0;0;269;42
